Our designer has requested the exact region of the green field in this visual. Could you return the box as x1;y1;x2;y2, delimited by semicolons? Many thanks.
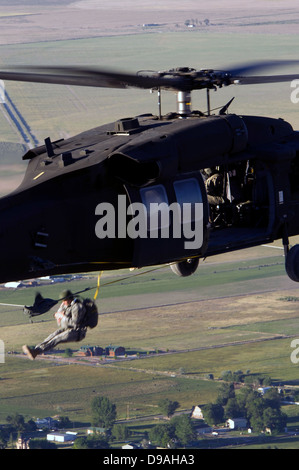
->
1;243;299;438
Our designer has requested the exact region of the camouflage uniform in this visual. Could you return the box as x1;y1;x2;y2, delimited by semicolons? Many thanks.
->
22;291;87;359
34;298;87;354
205;172;225;205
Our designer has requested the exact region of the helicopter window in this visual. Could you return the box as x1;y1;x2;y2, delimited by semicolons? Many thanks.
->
173;178;203;224
140;184;170;231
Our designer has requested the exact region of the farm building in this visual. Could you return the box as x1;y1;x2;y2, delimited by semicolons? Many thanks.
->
77;345;126;357
106;345;125;357
47;431;77;443
191;406;204;420
226;418;247;430
122;443;139;449
77;345;104;357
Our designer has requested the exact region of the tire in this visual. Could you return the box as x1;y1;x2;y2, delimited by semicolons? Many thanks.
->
285;244;299;282
170;258;199;277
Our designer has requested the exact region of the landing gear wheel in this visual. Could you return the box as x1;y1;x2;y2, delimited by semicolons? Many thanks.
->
170;258;199;277
285;244;299;282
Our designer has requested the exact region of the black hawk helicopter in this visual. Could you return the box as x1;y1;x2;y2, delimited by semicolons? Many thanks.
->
1;60;299;284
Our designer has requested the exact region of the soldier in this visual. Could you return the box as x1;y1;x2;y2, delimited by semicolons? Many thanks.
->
22;289;87;360
204;168;225;206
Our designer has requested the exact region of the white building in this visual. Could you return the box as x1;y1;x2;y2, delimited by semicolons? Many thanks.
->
191;406;204;420
122;443;139;449
47;431;77;443
226;418;247;430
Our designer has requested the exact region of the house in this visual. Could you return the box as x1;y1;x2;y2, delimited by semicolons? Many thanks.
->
47;431;77;443
226;418;247;430
191;406;204;420
122;443;139;449
35;417;58;429
106;345;125;357
77;345;104;357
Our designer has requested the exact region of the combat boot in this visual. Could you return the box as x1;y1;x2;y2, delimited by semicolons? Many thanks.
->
22;345;40;360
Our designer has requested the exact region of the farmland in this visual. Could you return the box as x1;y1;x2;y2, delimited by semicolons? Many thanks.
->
2;243;299;439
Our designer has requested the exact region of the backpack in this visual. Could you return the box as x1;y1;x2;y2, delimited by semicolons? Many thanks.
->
82;298;99;329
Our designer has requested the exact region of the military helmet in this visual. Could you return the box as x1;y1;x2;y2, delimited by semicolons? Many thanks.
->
60;289;74;301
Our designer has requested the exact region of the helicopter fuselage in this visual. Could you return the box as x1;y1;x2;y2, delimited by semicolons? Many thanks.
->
1;111;299;283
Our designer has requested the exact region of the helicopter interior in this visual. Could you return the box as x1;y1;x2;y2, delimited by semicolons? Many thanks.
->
203;160;275;253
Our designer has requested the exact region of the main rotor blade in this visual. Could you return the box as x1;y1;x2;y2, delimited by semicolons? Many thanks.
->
232;74;299;85
0;60;298;92
226;59;299;77
0;66;183;90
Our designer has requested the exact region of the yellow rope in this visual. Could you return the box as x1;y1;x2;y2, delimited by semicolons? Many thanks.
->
93;271;103;300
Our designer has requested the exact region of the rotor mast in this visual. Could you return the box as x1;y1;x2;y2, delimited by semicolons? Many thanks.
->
177;90;192;116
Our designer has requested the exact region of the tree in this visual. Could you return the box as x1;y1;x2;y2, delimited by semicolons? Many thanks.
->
220;370;233;381
245;395;265;431
224;398;242;419
217;382;235;406
6;413;25;432
26;419;37;432
73;436;89;449
171;415;194;446
263;389;281;410
158;398;179;418
202;403;224;426
111;423;131;441
263;408;287;433
91;396;117;428
64;348;73;357
58;416;71;429
74;435;109;449
29;439;57;449
149;423;174;448
0;429;8;449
